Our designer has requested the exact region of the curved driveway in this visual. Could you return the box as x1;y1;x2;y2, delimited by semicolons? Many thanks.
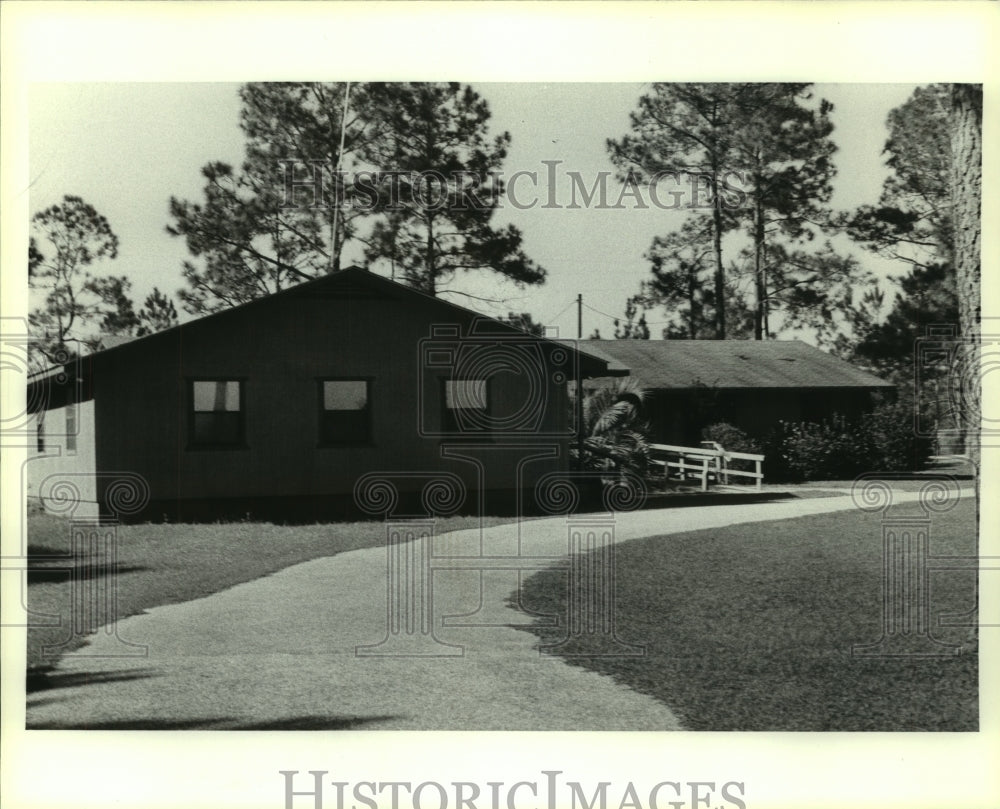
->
25;488;968;730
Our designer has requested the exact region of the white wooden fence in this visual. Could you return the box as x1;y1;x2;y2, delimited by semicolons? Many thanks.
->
649;441;765;491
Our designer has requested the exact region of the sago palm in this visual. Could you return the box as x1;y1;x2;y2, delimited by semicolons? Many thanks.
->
573;377;651;476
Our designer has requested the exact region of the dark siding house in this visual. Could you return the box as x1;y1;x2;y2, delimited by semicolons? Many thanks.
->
571;339;895;446
27;268;610;522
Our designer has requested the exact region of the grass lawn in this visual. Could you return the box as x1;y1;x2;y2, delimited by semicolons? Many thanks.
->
516;499;979;731
25;512;512;681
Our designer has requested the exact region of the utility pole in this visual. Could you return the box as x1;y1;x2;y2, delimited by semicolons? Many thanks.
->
576;294;584;471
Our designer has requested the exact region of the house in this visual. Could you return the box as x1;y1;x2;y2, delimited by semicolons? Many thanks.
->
26;267;612;523
568;339;895;447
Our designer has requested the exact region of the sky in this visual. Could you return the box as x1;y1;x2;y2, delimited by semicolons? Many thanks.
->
27;82;918;342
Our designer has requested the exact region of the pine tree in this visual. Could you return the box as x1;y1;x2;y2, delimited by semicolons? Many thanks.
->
727;84;838;339
841;84;952;266
136;288;180;336
641;215;718;339
28;195;128;361
360;83;545;296
608;84;741;338
169;83;545;311
610;84;843;340
613;298;650;340
168;83;373;314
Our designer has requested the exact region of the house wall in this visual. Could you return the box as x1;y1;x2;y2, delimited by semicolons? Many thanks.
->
26;400;99;519
646;387;883;446
90;287;573;521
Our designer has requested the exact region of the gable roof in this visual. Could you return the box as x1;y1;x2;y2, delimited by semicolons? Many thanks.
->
564;339;894;390
27;267;614;382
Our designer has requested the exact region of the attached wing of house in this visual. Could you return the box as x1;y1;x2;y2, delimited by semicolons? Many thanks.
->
560;338;894;446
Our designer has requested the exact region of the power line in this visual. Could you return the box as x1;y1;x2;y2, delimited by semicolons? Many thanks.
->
545;298;578;327
581;300;678;328
581;301;620;322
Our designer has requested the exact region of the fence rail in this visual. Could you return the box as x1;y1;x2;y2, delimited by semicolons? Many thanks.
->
649;442;764;491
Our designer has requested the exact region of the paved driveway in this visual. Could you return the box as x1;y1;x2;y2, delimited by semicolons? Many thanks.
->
25;488;968;730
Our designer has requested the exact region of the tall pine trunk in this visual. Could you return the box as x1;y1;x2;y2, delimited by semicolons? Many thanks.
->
950;84;982;472
329;207;342;274
753;197;766;341
687;265;698;339
710;168;727;339
426;213;436;295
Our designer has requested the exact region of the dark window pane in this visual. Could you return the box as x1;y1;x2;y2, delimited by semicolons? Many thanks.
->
318;380;370;444
193;412;242;445
321;410;369;444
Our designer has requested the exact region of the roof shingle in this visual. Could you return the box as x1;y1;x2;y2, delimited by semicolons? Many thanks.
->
564;339;893;389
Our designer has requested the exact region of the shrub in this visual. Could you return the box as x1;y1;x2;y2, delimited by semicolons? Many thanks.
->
701;422;761;455
858;399;934;472
773;418;866;481
701;422;762;474
765;401;932;482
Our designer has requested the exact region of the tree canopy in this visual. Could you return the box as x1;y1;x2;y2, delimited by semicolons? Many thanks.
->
608;83;741;338
841;85;961;377
840;84;952;267
28;195;123;360
610;83;858;343
168;82;546;313
29;196;182;360
360;83;546;296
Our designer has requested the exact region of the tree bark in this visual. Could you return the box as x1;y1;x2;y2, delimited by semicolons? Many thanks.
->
711;169;727;339
753;197;766;340
687;267;698;339
426;213;436;295
950;84;982;472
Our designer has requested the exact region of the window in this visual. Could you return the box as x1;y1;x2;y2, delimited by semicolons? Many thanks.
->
442;378;489;434
190;380;244;448
65;403;77;454
319;379;371;445
36;412;45;452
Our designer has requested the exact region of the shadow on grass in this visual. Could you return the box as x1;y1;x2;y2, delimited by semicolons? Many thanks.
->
27;715;399;730
514;500;978;731
26;511;520;674
26;667;158;694
637;491;797;509
27;564;150;585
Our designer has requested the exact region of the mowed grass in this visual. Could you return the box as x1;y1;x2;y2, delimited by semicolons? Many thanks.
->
517;500;979;731
26;512;512;676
